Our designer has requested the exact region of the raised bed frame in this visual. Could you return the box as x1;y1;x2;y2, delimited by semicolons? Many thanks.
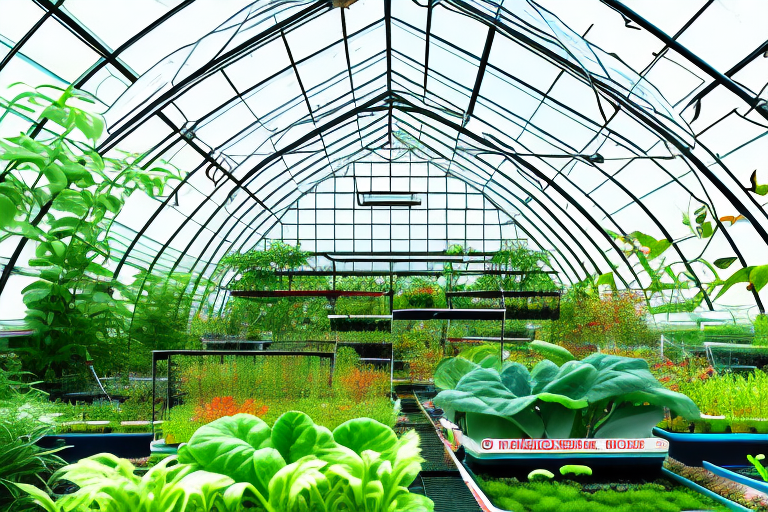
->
446;290;561;320
150;349;336;433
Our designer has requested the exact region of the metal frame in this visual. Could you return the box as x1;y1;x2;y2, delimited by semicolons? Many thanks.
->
150;349;336;430
0;0;766;317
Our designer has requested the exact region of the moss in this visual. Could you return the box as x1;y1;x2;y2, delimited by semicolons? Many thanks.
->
479;476;728;512
530;496;561;512
509;488;541;506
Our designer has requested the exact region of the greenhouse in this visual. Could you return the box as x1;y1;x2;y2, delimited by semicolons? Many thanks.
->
2;0;768;510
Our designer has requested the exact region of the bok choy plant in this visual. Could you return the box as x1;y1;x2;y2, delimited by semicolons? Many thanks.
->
17;412;434;512
177;411;434;512
434;351;699;441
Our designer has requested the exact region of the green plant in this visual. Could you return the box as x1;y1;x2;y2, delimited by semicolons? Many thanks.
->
528;469;554;482
15;453;256;512
176;412;434;511
559;465;592;477
674;369;768;420
0;425;66;511
477;475;727;512
755;314;768;347
748;454;768;482
434;351;699;441
0;84;181;377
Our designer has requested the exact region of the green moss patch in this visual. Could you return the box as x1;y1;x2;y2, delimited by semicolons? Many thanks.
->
477;476;728;512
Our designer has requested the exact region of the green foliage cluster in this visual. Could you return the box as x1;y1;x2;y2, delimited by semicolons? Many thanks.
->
477;476;726;512
434;349;699;441
17;413;433;512
675;369;768;420
161;351;394;444
544;287;655;350
0;84;182;378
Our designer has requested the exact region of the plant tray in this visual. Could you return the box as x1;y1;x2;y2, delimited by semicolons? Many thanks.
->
462;437;670;474
392;308;505;321
653;427;768;467
38;433;153;463
328;315;392;332
230;290;388;298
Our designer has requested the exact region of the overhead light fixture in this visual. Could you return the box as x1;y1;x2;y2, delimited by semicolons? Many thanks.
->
358;192;421;207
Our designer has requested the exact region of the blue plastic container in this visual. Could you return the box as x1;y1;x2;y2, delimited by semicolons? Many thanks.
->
653;427;768;467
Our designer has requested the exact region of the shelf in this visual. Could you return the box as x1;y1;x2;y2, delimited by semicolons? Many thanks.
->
230;290;388;298
445;290;561;298
327;315;393;319
392;309;505;321
447;337;530;343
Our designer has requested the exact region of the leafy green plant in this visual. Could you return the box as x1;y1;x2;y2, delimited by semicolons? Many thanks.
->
176;412;434;511
755;315;768;347
748;454;768;482
0;84;181;377
434;352;699;441
15;453;257;512
477;474;727;512
0;425;66;511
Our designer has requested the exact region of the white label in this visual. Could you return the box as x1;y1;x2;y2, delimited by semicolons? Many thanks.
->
479;438;669;453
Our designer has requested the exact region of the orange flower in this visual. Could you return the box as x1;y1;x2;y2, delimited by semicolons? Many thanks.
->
193;396;268;423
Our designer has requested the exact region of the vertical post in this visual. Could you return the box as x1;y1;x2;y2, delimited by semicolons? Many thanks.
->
659;334;665;360
329;351;336;387
500;293;506;363
332;262;336;290
389;263;394;313
151;352;157;436
166;354;172;421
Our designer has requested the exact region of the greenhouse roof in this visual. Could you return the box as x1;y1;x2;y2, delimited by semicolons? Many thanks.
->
1;0;768;318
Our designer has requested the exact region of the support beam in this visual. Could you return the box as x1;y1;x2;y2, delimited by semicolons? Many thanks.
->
601;0;768;121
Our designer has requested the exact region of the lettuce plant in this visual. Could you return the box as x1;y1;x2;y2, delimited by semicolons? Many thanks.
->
177;411;434;511
15;453;257;512
434;353;699;441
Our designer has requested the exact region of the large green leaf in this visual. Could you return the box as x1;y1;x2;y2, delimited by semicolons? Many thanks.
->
0;193;17;228
630;231;672;260
593;405;664;439
333;418;398;456
270;411;334;464
177;414;284;498
716;265;768;299
434;357;479;390
527;340;575;365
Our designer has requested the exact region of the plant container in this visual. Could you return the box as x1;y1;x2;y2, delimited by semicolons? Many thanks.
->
462;437;670;477
653;426;768;467
328;315;392;332
38;433;153;463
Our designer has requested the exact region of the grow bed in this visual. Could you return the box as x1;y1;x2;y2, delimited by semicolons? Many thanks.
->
653;427;768;467
393;308;505;321
462;437;670;478
446;290;561;320
230;290;388;298
328;314;392;331
474;473;731;512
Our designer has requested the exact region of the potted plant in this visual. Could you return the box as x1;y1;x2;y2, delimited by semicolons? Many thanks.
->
433;344;699;474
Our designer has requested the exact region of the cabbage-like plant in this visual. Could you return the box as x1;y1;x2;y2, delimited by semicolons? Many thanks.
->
14;453;257;512
177;411;434;512
434;353;700;441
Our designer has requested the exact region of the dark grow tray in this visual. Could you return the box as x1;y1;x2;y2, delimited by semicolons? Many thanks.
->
653;427;768;467
328;315;392;332
38;433;153;463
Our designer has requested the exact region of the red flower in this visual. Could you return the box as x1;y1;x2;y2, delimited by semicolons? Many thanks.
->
659;376;671;383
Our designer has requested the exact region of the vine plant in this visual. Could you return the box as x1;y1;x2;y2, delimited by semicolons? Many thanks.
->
0;84;181;377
